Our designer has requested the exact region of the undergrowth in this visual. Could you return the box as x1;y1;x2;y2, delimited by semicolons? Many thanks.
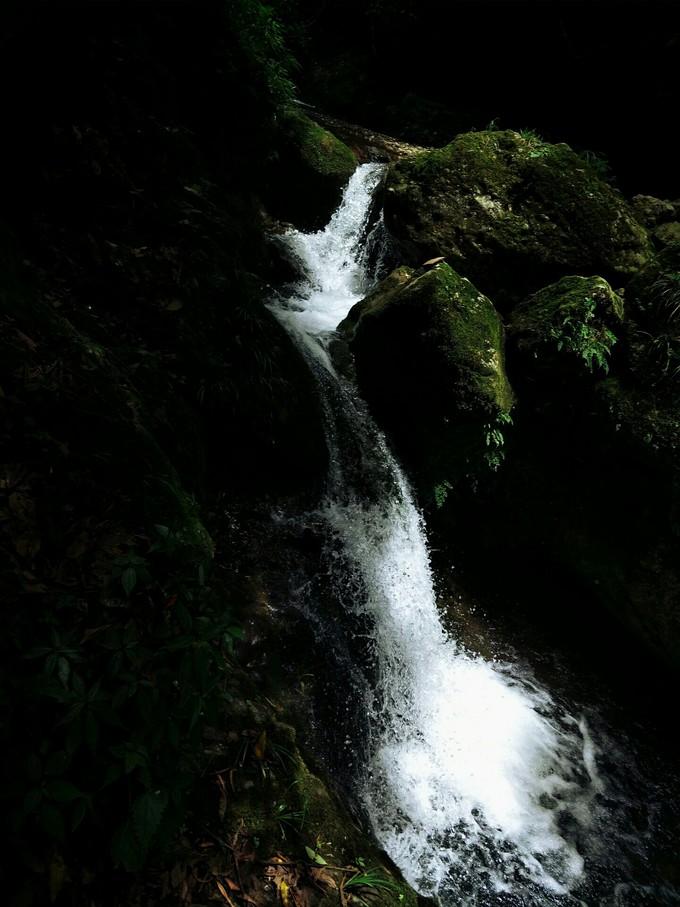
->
549;295;617;373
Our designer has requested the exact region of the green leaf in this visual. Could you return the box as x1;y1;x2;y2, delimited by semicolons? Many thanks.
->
112;818;145;871
176;601;192;631
71;797;88;831
304;846;327;865
101;762;124;788
57;656;70;686
46;780;83;802
45;751;70;777
131;790;168;851
167;719;179;748
121;567;137;596
23;788;43;815
38;803;65;842
84;713;98;750
123;746;148;774
194;645;210;692
26;754;42;783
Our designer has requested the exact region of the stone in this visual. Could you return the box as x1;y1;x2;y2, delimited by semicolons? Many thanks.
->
341;262;513;498
384;130;652;306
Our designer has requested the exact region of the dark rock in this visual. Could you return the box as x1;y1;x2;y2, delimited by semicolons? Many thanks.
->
264;109;357;231
654;222;680;248
384;130;652;306
631;194;676;228
341;263;513;500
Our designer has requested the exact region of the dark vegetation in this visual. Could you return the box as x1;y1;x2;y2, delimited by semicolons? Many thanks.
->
0;2;334;904
291;0;680;197
2;0;680;904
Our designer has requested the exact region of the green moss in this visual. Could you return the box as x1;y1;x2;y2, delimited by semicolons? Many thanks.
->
385;130;652;305
509;275;624;374
654;222;680;247
282;109;357;180
407;264;514;414
265;109;357;229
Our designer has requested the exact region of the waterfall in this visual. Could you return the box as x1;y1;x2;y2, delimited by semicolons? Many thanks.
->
269;165;673;905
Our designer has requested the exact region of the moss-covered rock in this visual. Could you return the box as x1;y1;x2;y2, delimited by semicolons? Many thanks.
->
509;275;624;378
384;130;652;305
341;262;513;499
631;194;676;229
654;221;680;248
266;109;357;230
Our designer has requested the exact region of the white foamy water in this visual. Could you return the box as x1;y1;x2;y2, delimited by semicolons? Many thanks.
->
271;165;606;902
273;162;386;339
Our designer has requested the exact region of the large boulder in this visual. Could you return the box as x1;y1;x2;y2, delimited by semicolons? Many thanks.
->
265;109;357;230
340;262;514;500
384;130;652;305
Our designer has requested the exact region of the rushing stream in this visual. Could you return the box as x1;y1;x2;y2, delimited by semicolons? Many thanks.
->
271;164;680;905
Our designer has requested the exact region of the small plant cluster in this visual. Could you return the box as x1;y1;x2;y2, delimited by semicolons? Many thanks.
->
549;294;617;373
228;0;296;106
484;411;513;471
263;851;404;906
3;524;243;887
579;149;614;183
642;272;680;384
432;410;513;506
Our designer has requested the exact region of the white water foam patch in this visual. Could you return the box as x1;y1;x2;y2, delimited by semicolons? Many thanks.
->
271;163;604;902
274;163;385;336
323;482;594;898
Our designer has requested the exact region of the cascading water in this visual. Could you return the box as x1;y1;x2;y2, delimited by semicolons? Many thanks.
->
271;164;680;905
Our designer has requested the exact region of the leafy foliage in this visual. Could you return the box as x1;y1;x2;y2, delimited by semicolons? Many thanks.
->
4;526;243;877
344;866;403;893
511;278;623;379
548;295;617;373
518;127;543;143
433;480;453;509
579;148;614;183
227;0;297;106
484;411;513;471
635;271;680;385
650;271;680;325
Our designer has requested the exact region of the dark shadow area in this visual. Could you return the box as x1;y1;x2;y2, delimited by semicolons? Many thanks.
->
295;0;680;196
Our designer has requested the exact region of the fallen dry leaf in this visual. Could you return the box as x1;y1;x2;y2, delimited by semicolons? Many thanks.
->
254;730;267;761
309;867;338;890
